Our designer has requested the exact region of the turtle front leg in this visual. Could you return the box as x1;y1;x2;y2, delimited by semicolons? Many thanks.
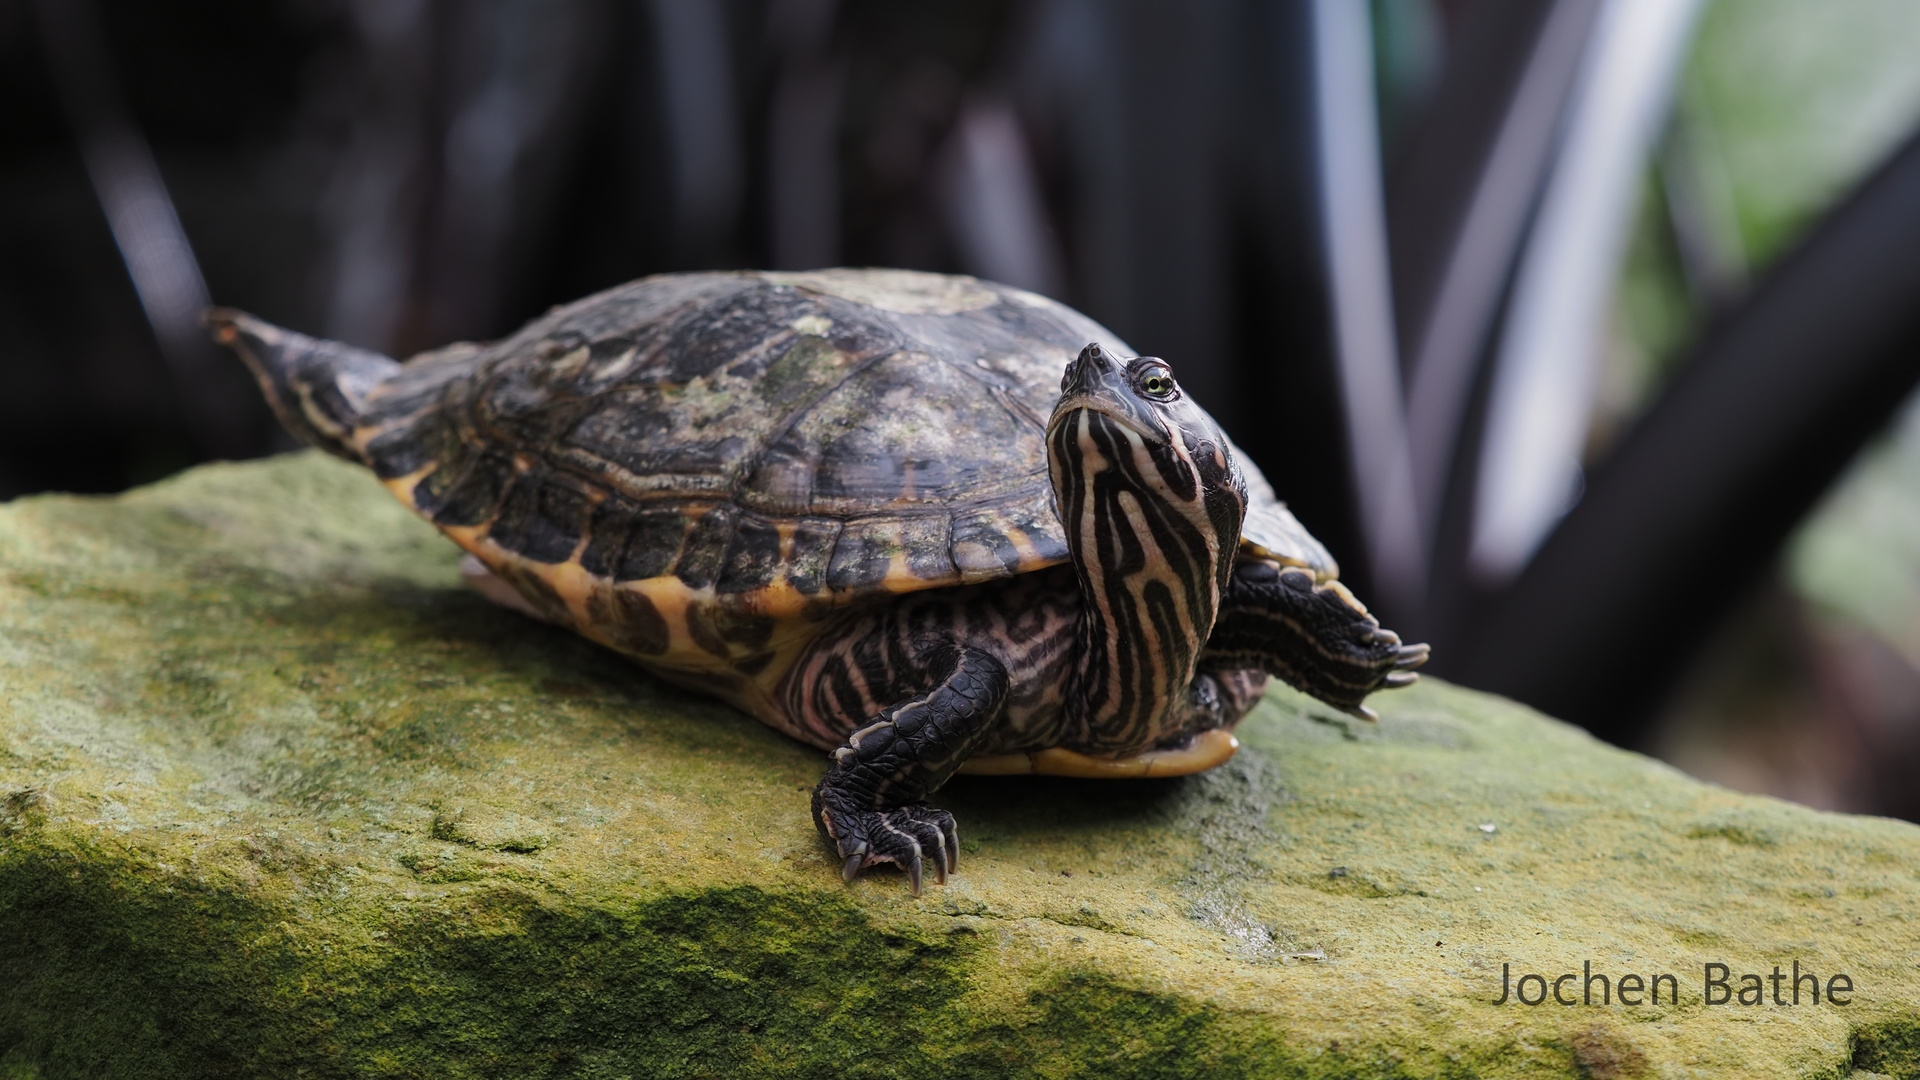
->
811;643;1008;894
1202;559;1428;720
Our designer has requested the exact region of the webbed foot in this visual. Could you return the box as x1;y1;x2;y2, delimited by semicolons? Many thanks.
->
812;794;958;895
1204;562;1430;717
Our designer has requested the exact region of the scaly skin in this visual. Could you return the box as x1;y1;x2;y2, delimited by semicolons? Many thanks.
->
782;567;1267;759
1202;558;1427;721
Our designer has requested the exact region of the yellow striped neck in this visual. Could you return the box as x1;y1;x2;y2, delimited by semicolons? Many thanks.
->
1049;408;1234;753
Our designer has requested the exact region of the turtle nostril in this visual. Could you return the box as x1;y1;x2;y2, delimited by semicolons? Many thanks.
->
1071;344;1113;384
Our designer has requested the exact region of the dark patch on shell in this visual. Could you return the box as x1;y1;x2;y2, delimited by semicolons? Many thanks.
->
717;609;775;651
657;287;812;383
719;515;784;594
586;587;671;655
493;560;572;625
950;508;1026;579
613;506;695;583
578;497;632;579
561;399;680;477
487;469;590;565
423;450;510;528
826;517;953;591
684;604;730;659
364;423;436;481
407;458;462;519
785;519;841;596
673;505;734;590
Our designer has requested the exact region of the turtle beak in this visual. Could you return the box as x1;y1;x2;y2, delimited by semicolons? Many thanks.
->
1051;343;1167;445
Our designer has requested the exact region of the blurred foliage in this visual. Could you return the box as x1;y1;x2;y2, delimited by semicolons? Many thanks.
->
1689;0;1920;265
1765;0;1920;665
1626;0;1920;814
1791;398;1920;669
1591;173;1689;459
1606;0;1920;432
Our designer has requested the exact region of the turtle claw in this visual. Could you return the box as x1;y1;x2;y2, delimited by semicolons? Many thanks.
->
814;798;961;894
1395;642;1431;669
1383;671;1419;689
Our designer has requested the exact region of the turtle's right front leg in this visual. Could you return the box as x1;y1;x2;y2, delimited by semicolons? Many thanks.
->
810;642;1008;894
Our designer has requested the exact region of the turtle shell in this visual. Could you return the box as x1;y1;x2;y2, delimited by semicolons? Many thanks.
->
347;269;1331;720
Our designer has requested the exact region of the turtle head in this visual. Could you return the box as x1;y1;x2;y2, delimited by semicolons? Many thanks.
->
1052;342;1212;447
1046;344;1248;740
1047;343;1248;565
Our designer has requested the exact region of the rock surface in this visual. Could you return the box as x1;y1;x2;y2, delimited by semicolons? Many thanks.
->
2;451;1917;1079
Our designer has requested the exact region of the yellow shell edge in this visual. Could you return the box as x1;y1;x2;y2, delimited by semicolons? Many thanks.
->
958;729;1240;778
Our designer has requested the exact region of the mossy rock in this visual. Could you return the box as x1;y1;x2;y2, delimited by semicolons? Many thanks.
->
2;452;1917;1079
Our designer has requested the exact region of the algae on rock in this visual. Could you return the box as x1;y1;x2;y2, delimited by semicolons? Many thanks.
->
2;451;1918;1078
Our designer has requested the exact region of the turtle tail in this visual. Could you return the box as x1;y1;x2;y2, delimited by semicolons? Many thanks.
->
204;308;400;465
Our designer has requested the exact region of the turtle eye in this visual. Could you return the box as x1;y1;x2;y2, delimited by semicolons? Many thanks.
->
1137;363;1177;400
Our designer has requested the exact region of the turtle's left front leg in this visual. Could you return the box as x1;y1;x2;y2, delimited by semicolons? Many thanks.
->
1202;559;1428;720
811;642;1008;894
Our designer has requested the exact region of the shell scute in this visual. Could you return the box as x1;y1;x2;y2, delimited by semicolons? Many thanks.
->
609;504;695;582
655;285;820;383
825;518;916;592
749;332;865;410
420;451;508;527
485;469;591;565
577;497;632;578
762;350;1046;517
949;492;1070;581
671;504;734;590
587;587;672;656
492;559;573;625
717;515;785;594
783;518;843;596
362;423;437;481
680;600;779;665
563;396;678;466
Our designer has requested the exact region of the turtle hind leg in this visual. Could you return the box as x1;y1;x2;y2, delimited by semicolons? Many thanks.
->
1201;560;1428;720
811;643;1007;895
204;308;399;464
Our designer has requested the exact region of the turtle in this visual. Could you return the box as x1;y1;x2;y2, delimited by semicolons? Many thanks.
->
206;268;1426;894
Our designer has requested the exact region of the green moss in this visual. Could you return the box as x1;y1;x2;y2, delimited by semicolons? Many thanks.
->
1852;1018;1920;1079
950;973;1252;1080
0;839;303;1077
325;886;985;1079
1683;822;1778;847
0;842;1259;1080
0;840;976;1078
